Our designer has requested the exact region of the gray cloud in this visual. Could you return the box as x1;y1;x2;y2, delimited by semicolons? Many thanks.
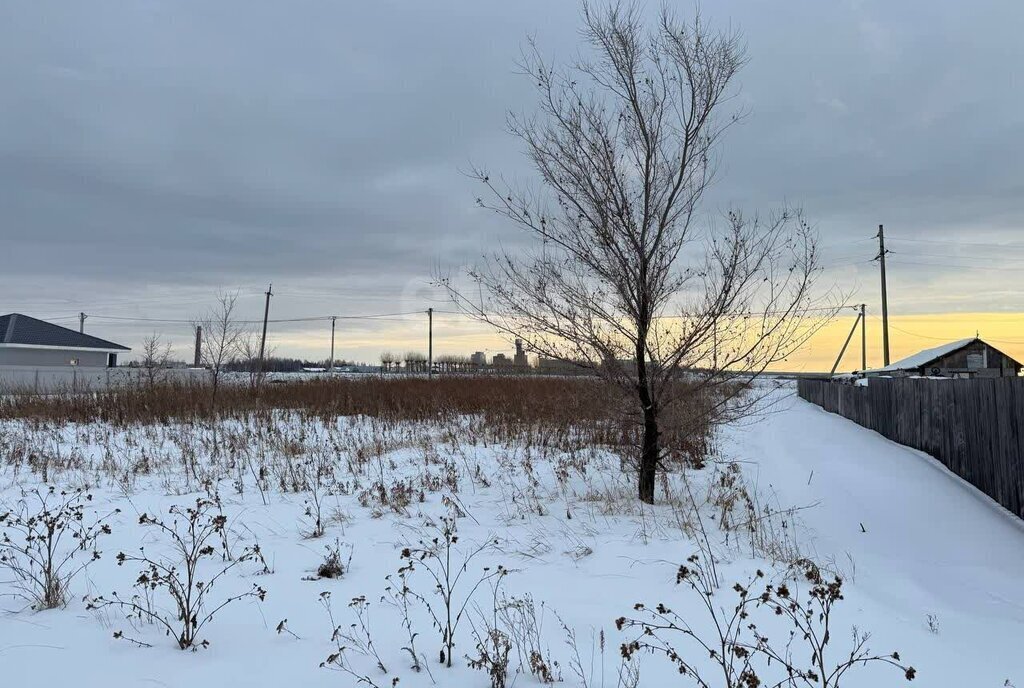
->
1;0;1022;359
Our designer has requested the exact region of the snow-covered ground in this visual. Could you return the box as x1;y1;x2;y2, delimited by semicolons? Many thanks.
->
1;385;1022;687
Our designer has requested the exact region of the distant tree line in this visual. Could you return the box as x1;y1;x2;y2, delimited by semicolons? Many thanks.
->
224;356;359;373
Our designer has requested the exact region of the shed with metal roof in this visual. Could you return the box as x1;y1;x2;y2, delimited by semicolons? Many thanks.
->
862;337;1021;378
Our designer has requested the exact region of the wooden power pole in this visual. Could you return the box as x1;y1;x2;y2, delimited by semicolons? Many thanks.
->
329;316;336;372
258;283;273;371
875;225;891;366
427;308;433;379
860;303;867;371
79;312;86;333
831;307;864;375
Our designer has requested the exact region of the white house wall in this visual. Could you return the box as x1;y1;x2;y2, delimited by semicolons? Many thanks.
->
0;347;109;367
0;366;208;393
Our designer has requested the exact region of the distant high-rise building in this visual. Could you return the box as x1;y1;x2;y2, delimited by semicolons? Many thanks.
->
514;338;528;367
470;351;487;367
492;353;511;366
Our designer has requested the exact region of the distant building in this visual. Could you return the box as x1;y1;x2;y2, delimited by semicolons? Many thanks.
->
470;351;487;367
862;338;1022;378
537;357;589;375
514;339;529;367
491;353;511;367
0;313;129;368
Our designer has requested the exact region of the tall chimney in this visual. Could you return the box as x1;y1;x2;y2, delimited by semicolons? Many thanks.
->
194;325;202;367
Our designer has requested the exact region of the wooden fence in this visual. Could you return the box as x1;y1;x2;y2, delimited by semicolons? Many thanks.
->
798;377;1024;519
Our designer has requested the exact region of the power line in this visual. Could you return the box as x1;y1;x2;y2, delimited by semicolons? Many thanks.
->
85;315;324;324
821;259;872;269
435;305;856;320
866;316;948;342
887;259;1024;272
887;237;1024;251
333;311;426;320
893;251;1024;265
34;316;81;322
867;315;997;343
868;316;1024;351
78;310;427;325
827;237;877;246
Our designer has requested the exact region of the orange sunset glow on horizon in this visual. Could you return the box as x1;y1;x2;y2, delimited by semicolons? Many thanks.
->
262;310;1024;374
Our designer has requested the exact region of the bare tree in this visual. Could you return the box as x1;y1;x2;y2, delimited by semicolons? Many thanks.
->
381;351;397;374
139;332;172;387
195;291;245;408
404;351;427;374
442;4;836;503
237;330;274;390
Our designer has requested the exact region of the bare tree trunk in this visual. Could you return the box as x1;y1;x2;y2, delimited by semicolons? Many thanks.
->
638;397;659;504
636;301;659;503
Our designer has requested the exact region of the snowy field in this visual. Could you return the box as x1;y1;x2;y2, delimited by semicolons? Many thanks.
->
1;384;1022;687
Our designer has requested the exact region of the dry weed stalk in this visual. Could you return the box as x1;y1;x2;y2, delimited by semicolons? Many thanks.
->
617;554;916;687
0;487;118;609
399;512;504;668
87;497;266;650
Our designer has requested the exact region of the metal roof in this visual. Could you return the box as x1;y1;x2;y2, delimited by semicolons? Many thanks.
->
860;337;1018;374
0;313;130;351
874;338;977;372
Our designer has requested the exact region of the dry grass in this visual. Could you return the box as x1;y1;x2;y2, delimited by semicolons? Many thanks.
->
0;377;602;423
0;377;723;468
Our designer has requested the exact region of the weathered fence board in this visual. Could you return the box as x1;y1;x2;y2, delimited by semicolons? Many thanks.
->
798;378;1024;519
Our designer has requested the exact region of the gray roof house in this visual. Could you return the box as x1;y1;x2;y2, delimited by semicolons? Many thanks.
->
0;314;130;368
862;337;1022;378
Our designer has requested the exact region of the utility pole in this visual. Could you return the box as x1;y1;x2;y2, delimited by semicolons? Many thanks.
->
831;307;864;375
79;312;86;334
194;325;203;367
860;303;867;371
875;224;891;366
329;316;336;373
427;308;433;379
258;283;272;372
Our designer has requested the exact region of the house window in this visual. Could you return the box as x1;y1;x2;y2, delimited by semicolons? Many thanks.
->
966;353;984;369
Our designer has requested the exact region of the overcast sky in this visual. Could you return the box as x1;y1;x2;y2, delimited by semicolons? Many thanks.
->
2;1;1023;364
